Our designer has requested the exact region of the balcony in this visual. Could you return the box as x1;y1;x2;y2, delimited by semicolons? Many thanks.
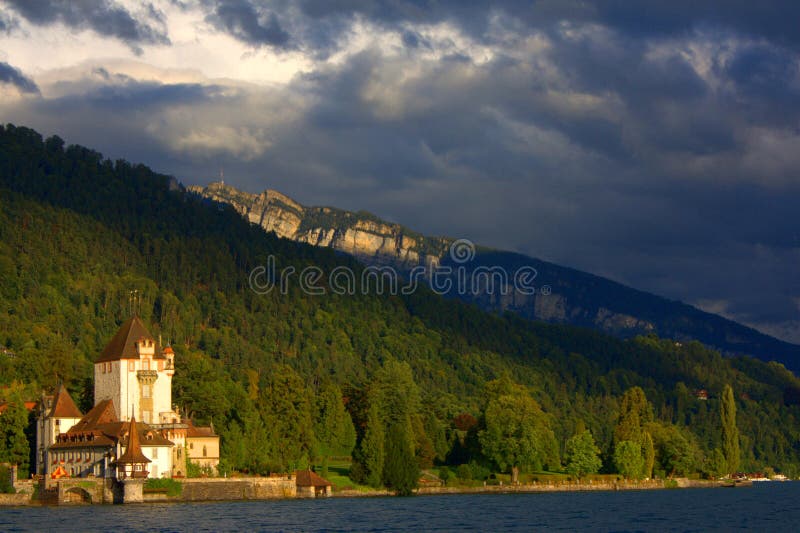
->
136;370;158;384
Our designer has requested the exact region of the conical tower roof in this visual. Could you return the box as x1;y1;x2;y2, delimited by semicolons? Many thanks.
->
116;415;151;465
49;383;83;418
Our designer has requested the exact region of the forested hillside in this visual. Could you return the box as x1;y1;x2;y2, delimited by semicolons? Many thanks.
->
193;181;800;371
1;124;799;483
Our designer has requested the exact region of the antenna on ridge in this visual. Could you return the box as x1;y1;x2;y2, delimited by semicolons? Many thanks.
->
220;167;224;186
128;289;141;316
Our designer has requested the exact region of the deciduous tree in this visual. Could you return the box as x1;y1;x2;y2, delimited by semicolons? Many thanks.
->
479;377;558;483
565;429;602;479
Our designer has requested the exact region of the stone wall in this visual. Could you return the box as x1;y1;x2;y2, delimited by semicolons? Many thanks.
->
0;493;31;505
144;477;297;502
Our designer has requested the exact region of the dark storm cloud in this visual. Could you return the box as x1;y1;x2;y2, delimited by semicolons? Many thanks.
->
0;8;18;33
44;80;225;112
1;0;170;52
0;61;40;94
204;0;290;48
290;0;800;53
593;1;800;50
4;1;800;343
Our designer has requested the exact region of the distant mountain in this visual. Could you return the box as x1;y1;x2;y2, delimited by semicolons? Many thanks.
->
190;181;800;371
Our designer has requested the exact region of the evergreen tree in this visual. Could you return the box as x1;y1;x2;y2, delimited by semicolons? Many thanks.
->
383;420;419;496
720;384;740;476
613;387;655;479
314;382;356;457
359;401;385;488
642;431;655;479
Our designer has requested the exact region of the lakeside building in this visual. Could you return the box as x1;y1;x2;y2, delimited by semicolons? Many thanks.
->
35;315;220;479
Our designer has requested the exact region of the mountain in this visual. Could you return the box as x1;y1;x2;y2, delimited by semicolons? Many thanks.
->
189;181;800;371
186;182;448;270
2;123;800;477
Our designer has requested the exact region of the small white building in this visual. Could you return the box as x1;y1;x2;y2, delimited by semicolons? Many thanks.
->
35;384;83;476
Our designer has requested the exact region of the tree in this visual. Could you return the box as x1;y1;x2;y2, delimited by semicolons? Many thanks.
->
565;429;602;479
371;360;420;426
479;377;558;483
0;384;30;477
260;364;316;472
647;422;700;477
383;421;418;496
314;382;356;457
720;384;740;476
614;386;653;444
614;440;644;480
356;401;385;488
613;387;654;480
643;431;655;479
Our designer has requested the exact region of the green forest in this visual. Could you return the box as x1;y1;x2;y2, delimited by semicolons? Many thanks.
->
1;124;800;491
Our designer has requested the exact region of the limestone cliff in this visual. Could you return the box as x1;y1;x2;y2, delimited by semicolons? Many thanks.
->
187;182;447;270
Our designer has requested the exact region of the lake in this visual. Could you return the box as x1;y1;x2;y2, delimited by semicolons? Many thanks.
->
2;482;798;531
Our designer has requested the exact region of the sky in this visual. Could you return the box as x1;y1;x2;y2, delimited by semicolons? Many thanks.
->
1;0;798;344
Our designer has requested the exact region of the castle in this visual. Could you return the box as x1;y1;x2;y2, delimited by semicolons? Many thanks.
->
35;315;219;480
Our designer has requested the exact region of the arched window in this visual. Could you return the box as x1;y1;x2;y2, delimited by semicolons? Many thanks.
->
203;445;207;457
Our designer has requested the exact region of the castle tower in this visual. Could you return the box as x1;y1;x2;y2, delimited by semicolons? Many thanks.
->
94;315;176;424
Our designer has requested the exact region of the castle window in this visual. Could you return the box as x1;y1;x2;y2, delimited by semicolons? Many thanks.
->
107;362;111;373
177;448;182;459
158;360;164;371
153;448;158;459
203;446;207;457
143;359;150;371
142;384;151;398
129;361;135;372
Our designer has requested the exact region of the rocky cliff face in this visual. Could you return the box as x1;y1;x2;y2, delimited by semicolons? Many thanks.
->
188;182;446;270
189;182;800;367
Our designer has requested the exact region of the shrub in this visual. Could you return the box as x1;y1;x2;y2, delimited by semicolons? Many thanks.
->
469;462;490;481
0;466;15;494
456;464;472;481
144;478;183;497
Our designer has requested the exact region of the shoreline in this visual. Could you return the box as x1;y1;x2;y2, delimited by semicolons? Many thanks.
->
0;477;742;506
334;478;727;498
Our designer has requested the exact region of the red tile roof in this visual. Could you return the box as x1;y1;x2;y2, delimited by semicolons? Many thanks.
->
49;384;83;418
68;399;118;432
185;419;217;437
96;315;165;363
55;399;173;451
295;469;332;487
115;416;151;465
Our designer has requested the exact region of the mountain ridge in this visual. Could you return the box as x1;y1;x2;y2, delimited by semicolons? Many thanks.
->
189;181;800;371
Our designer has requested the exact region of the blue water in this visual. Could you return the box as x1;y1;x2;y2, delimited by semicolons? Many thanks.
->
2;482;799;532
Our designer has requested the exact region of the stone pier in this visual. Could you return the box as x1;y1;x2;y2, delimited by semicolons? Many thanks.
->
122;479;145;503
